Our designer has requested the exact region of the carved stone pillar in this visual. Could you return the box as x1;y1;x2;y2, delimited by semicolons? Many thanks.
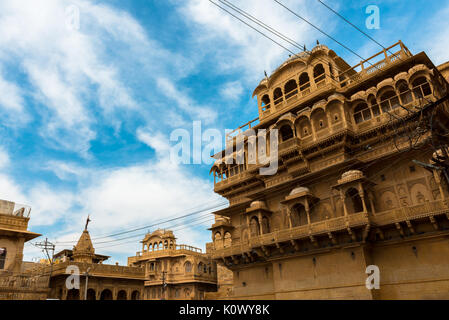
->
258;212;263;235
304;200;311;225
340;189;348;216
434;170;446;201
358;183;368;213
287;207;293;229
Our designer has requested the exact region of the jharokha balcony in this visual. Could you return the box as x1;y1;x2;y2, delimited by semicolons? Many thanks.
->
130;244;203;264
208;198;449;261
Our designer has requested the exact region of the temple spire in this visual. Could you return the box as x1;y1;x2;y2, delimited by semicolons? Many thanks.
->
85;215;91;231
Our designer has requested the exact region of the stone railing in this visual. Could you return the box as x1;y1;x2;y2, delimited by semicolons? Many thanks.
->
278;137;301;156
0;273;49;291
371;199;449;226
133;246;203;262
48;261;145;279
0;214;30;231
338;41;412;88
210;212;369;259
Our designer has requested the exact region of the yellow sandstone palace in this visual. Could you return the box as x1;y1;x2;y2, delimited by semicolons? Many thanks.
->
207;41;449;299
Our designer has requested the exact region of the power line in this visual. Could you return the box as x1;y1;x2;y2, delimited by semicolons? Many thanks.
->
314;0;432;106
54;200;227;244
210;0;339;84
316;0;386;50
273;0;367;62
95;216;215;250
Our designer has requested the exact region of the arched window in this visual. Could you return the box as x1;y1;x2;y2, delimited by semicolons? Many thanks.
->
250;217;260;237
397;81;413;105
164;240;168;249
117;290;127;300
297;118;311;138
353;103;371;124
214;232;222;249
280;124;294;142
313;64;325;84
131;290;140;300
379;89;400;112
185;261;192;273
291;204;308;227
412;77;432;99
284;79;298;99
273;88;283;105
0;248;6;270
261;216;270;234
67;289;80;300
224;232;232;248
368;96;380;117
299;72;310;91
198;262;203;273
345;188;364;214
261;94;271;110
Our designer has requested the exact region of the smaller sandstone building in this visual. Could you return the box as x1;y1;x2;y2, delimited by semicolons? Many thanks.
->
128;229;218;300
0;199;48;300
45;224;145;300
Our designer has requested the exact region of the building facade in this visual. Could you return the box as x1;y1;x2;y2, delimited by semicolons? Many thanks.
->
44;225;145;300
0;199;48;300
128;229;218;300
207;41;449;299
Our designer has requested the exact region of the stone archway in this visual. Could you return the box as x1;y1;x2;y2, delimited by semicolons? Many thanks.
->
117;290;127;300
67;289;80;300
131;290;140;300
86;288;96;300
100;289;113;300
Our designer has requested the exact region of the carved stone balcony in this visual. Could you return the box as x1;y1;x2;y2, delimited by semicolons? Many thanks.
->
371;199;449;226
214;171;256;193
278;137;301;157
209;211;369;260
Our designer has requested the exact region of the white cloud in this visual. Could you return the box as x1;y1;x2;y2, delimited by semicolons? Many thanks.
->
177;0;324;81
26;184;76;227
0;0;184;156
156;77;218;125
0;147;10;169
421;5;449;65
220;80;244;101
0;74;24;112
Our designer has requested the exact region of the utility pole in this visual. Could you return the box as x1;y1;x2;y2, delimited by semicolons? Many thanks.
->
161;271;167;300
84;267;91;300
34;238;55;288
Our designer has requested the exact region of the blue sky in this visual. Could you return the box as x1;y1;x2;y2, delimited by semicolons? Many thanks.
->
0;0;448;264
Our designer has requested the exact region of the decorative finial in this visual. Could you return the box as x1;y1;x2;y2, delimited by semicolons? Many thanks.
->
85;215;91;231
